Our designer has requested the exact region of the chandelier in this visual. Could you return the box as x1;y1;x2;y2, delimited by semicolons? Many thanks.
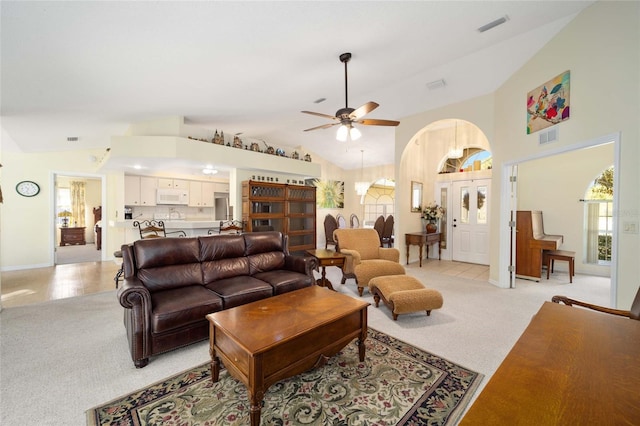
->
354;150;369;203
448;120;463;159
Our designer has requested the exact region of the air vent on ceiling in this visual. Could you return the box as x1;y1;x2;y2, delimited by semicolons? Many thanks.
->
478;15;509;33
538;127;558;145
67;136;79;142
426;79;446;90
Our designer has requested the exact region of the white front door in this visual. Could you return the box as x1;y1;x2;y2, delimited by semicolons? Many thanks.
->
451;179;491;264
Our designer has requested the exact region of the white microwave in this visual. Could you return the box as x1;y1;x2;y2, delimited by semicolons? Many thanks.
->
156;188;189;205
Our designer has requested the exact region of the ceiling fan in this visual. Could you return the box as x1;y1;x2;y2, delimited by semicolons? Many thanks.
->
302;52;400;142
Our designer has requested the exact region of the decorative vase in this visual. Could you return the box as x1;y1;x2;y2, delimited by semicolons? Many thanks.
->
426;221;437;234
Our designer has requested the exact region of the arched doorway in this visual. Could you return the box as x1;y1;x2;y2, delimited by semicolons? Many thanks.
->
401;119;492;264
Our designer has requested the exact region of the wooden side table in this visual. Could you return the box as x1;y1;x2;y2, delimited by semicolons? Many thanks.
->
306;249;346;291
405;232;441;267
60;227;86;246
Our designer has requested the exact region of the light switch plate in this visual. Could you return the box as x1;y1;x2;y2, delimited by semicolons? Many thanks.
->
622;221;639;234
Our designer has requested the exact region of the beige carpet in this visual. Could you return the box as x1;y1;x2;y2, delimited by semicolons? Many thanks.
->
0;261;610;425
56;243;102;264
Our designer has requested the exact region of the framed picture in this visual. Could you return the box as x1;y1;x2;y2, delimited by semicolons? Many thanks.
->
527;70;570;134
411;181;422;212
306;179;344;208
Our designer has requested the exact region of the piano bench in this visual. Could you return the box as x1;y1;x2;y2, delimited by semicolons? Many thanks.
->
544;250;575;283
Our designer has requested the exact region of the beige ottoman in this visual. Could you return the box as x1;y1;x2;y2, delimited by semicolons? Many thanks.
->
369;275;443;320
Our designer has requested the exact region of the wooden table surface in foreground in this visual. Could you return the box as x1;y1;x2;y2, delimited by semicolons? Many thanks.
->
207;286;370;426
460;301;640;425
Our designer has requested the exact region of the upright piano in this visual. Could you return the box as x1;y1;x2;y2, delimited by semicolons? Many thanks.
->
516;210;563;280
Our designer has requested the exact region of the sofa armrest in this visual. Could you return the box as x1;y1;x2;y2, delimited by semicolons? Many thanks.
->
117;276;152;309
339;249;361;275
285;255;318;278
378;247;400;263
116;277;153;368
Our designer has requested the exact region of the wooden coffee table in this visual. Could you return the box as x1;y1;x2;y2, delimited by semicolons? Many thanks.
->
207;286;369;426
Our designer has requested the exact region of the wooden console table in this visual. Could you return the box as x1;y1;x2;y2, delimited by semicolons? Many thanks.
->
60;227;86;246
460;301;640;425
405;232;441;267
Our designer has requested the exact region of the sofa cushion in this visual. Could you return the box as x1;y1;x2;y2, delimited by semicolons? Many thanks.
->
253;270;313;295
200;235;246;261
134;238;203;292
200;235;250;282
248;251;286;275
150;286;223;334
205;276;273;309
244;232;284;255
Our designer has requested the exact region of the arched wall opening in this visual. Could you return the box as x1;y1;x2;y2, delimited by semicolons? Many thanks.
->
398;118;492;265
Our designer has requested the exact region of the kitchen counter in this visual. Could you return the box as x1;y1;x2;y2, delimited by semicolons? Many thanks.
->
110;219;221;229
110;219;223;241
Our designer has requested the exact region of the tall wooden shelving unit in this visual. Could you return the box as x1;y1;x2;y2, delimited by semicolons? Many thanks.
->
242;181;316;253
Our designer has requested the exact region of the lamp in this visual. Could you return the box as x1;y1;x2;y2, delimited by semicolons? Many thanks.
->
58;210;72;227
354;150;370;204
337;123;361;142
448;120;463;159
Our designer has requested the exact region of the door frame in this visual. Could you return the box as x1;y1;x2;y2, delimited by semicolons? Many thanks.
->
498;132;620;305
50;171;107;265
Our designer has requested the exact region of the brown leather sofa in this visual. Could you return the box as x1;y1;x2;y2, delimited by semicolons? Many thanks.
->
117;231;318;367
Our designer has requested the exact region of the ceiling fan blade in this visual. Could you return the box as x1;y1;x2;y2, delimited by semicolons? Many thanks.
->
357;118;401;127
303;122;340;132
301;110;338;120
350;102;379;120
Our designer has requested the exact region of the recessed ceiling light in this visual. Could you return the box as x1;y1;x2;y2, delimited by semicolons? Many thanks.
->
133;164;142;170
478;15;509;33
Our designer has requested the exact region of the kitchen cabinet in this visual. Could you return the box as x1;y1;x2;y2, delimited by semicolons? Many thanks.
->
242;181;316;253
125;175;157;206
214;182;230;193
158;178;189;190
189;181;215;207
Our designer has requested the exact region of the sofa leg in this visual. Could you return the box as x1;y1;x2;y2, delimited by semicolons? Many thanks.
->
134;358;149;368
426;310;432;316
392;313;398;321
358;287;364;297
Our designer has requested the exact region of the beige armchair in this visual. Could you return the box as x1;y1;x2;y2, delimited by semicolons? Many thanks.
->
334;228;406;296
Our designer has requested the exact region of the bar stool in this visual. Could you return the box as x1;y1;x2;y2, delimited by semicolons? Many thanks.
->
113;250;123;288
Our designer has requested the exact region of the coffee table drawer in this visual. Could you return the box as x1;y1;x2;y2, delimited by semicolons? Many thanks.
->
262;310;363;379
215;332;250;376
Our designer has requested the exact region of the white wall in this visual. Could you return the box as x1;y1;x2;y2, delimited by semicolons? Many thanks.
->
395;1;639;309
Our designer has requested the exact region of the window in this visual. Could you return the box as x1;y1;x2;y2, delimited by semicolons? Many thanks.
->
584;166;613;264
363;179;395;226
441;148;492;173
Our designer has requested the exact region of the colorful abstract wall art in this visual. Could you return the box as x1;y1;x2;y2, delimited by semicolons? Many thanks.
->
527;70;570;134
306;179;344;208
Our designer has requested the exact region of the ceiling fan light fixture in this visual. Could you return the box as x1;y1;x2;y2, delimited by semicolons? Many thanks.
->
336;125;349;142
350;126;361;141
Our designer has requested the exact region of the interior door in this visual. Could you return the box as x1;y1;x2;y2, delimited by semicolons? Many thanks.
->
451;179;490;264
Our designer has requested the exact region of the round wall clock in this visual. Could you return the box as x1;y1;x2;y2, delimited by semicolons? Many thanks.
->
16;180;40;197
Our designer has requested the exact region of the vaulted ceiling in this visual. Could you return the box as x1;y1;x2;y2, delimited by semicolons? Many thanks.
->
1;1;594;171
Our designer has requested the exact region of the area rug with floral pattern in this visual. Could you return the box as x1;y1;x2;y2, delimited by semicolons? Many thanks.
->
87;328;483;425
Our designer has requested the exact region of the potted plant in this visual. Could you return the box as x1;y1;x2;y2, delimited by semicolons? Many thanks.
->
421;202;445;233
